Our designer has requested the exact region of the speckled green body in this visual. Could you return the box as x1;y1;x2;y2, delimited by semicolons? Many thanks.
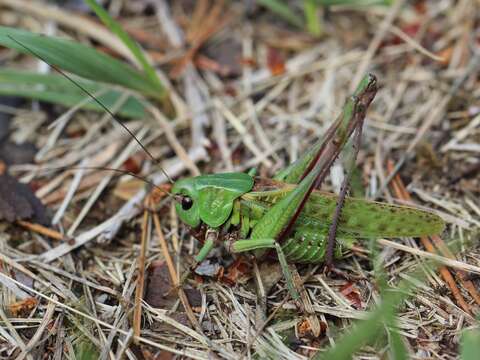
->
232;182;444;263
172;174;445;264
171;74;445;276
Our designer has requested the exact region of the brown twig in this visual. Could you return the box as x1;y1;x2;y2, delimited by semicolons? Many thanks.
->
151;202;204;336
16;220;66;241
133;208;149;341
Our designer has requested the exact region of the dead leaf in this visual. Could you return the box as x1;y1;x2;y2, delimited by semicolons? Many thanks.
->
0;173;49;225
184;288;202;308
144;261;176;308
220;257;252;285
340;282;363;309
0;141;37;166
203;38;242;77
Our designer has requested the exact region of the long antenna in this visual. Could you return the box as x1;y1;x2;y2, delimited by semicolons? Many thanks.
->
39;165;174;198
8;35;174;184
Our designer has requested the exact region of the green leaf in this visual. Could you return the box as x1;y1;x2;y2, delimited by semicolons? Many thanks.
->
461;328;480;360
0;26;163;99
0;68;145;118
84;0;165;98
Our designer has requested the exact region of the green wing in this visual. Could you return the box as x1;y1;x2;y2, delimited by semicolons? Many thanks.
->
243;187;445;238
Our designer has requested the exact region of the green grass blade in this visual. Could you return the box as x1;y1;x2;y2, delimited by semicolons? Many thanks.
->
461;328;480;360
0;68;145;118
84;0;166;99
313;265;429;359
75;339;99;360
257;0;304;28
303;0;322;36
387;327;408;360
313;0;393;5
0;26;162;99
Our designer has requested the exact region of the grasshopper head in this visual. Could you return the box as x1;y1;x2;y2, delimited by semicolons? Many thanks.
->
172;177;202;228
172;173;254;229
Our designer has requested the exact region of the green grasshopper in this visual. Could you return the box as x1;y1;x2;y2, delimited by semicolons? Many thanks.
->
171;74;445;299
13;34;443;300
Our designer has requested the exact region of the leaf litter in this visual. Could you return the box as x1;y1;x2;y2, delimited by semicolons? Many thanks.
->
0;1;479;359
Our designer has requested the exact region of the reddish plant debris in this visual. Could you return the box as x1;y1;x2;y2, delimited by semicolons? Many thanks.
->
223;85;237;97
0;173;49;225
297;318;312;337
267;47;286;76
154;351;175;360
8;297;38;317
220;257;252;285
239;57;258;68
122;156;142;174
298;318;327;339
436;46;454;66
340;282;363;309
149;184;173;204
413;0;427;14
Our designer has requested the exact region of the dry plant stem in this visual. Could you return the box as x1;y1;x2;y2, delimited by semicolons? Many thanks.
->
377;239;480;276
242;266;319;357
0;273;208;359
0;0;137;65
16;300;56;360
374;53;480;200
292;267;321;337
387;161;472;315
133;209;149;342
349;0;406;91
388;25;444;62
430;235;480;306
16;220;65;241
148;106;200;176
170;1;231;78
151;207;205;338
0;307;33;360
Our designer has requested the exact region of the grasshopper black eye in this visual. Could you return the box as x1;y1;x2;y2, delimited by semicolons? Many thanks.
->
181;196;193;210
